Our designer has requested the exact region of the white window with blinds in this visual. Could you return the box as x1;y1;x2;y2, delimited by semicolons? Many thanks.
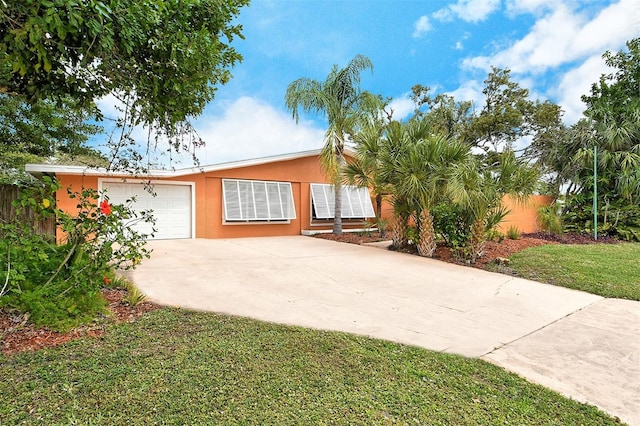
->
222;179;296;222
310;183;375;219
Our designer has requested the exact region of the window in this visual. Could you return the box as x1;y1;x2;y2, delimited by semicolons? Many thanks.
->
222;179;296;222
310;183;375;219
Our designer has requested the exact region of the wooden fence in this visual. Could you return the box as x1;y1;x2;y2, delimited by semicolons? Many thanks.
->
0;184;56;239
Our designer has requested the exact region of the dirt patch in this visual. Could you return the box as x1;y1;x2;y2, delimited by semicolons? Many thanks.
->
315;231;388;245
1;288;161;356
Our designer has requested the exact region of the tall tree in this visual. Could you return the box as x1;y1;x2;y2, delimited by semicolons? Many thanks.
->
285;55;374;234
582;37;640;204
410;84;474;143
1;0;249;166
469;67;534;151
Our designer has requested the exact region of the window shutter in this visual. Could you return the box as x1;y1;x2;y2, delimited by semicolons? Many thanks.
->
222;179;296;222
223;180;242;220
267;182;283;219
310;184;375;219
253;181;270;220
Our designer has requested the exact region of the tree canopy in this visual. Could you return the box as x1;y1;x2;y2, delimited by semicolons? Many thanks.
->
1;0;249;164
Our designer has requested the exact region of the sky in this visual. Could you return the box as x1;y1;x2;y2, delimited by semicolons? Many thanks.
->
98;0;639;167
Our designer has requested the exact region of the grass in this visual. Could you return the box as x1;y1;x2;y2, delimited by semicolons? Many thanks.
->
505;243;640;300
0;308;619;425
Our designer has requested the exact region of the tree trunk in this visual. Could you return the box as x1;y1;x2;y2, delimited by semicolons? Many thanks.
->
375;193;382;220
333;180;343;234
417;209;436;257
391;214;408;249
332;146;345;235
468;217;486;263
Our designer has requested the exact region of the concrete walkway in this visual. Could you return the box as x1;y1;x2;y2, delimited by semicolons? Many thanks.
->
130;236;640;425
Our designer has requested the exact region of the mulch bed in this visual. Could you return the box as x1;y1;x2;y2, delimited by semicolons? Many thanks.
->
315;231;620;269
1;288;161;356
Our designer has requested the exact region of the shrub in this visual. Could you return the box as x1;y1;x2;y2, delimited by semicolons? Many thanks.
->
538;204;564;235
0;177;155;331
563;195;640;241
506;226;520;240
123;282;147;306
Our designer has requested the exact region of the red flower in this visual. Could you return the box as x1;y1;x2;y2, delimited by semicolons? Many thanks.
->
103;275;111;285
100;200;111;215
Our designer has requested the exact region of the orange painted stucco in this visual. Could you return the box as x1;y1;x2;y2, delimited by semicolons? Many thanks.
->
376;194;553;235
497;194;555;234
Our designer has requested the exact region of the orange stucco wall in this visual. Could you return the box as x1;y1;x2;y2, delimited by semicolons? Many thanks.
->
53;153;371;239
497;195;555;234
55;174;99;242
377;194;553;234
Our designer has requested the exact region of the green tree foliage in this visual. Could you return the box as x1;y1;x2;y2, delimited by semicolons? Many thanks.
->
353;115;539;262
1;0;249;163
469;67;533;151
444;150;539;262
285;54;375;234
409;84;474;142
463;68;565;155
0;94;103;176
563;38;640;240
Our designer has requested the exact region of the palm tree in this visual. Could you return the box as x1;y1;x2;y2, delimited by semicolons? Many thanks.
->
380;118;472;257
285;55;373;234
446;150;539;262
343;98;392;222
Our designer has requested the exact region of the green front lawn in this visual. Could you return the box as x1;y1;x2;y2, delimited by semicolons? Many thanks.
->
506;243;640;300
0;308;618;425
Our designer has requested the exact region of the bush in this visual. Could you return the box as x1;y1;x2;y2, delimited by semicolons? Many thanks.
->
0;177;155;331
432;203;470;252
563;194;640;241
538;204;563;235
506;226;520;240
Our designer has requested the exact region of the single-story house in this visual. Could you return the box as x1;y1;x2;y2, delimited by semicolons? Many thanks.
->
26;148;553;241
26;149;377;240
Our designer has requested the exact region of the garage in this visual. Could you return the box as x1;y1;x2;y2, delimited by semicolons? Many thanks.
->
101;180;193;240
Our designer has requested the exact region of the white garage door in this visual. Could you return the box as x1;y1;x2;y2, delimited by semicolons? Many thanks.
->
102;181;192;240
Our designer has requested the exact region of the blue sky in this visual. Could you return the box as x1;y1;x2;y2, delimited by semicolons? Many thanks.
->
98;0;639;166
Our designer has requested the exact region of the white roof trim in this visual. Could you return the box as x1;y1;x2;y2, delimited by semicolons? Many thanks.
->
25;148;357;177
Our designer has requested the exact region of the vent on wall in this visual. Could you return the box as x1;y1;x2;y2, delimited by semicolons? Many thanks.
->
222;179;296;222
310;183;375;219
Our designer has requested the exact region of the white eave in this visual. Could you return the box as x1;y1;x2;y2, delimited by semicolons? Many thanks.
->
25;148;354;178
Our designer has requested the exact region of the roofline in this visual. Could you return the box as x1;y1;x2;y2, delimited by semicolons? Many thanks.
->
25;148;356;177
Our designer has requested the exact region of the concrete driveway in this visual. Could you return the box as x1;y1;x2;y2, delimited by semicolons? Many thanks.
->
130;236;640;425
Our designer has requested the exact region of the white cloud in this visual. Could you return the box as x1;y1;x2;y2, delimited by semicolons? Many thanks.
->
446;79;485;108
455;41;464;50
434;0;501;23
412;16;432;38
463;0;639;74
388;95;415;120
555;55;613;124
459;0;638;126
432;8;454;22
193;97;325;165
505;0;556;15
94;96;325;167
